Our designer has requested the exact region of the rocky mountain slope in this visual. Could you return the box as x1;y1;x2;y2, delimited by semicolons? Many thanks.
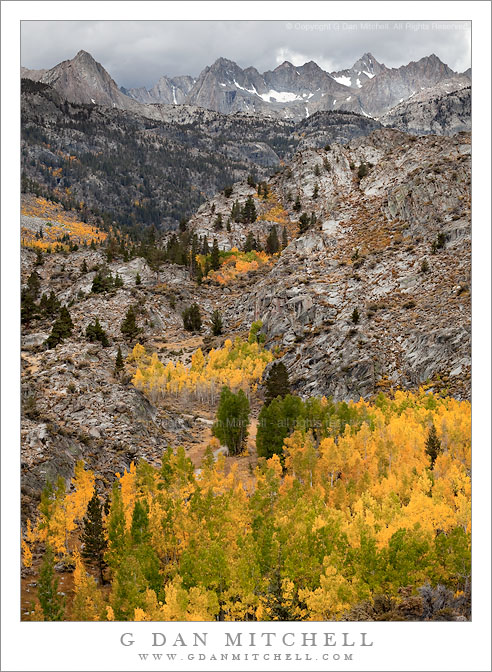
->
187;128;471;400
379;85;471;136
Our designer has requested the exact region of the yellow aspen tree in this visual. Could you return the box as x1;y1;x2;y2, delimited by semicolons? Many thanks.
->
119;462;137;530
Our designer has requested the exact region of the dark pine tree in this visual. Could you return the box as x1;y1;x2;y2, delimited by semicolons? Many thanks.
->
120;306;140;340
425;424;442;469
265;361;291;405
299;212;310;234
214;213;223;231
130;500;150;546
81;492;108;584
45;306;73;349
241;196;257;224
210;238;221;271
243;231;256;253
114;345;124;376
265;226;280;254
211;309;223;336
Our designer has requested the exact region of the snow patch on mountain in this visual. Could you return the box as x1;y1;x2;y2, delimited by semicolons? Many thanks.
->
259;90;303;103
332;75;352;87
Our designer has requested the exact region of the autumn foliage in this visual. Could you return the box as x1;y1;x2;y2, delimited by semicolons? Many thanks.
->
130;336;274;403
21;197;106;250
197;248;272;285
23;390;470;621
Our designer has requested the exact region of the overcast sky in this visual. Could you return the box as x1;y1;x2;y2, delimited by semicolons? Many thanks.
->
21;20;471;89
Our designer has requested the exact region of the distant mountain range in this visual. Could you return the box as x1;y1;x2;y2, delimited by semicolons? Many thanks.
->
22;50;470;121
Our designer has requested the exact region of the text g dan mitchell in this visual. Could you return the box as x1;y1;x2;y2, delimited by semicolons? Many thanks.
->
120;630;374;648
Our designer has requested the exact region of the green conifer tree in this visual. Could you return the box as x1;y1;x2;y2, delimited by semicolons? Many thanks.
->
212;387;250;456
299;212;310;234
120;306;140;340
114;345;124;376
425;424;442;469
130;501;150;546
265;226;280;254
106;484;127;569
45;306;73;349
211;309;223;336
85;318;109;347
81;492;108;584
265;362;290;405
210;238;221;271
243;231;256;253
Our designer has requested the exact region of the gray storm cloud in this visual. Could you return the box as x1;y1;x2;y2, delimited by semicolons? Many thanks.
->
21;20;471;89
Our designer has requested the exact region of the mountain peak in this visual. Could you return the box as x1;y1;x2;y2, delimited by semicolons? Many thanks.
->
74;49;96;62
210;57;239;70
275;60;295;70
299;60;323;71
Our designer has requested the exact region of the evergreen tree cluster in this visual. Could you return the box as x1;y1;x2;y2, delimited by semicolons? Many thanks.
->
91;269;124;294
